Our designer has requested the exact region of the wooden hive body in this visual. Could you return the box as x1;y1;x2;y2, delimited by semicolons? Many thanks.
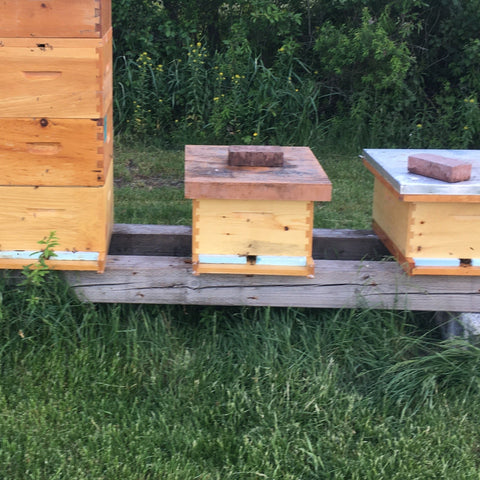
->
0;165;113;272
0;103;113;186
0;0;111;38
364;149;480;276
0;0;113;272
185;145;332;276
0;32;112;118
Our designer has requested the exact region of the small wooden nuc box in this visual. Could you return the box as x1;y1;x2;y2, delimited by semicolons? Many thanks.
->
185;145;332;277
363;149;480;276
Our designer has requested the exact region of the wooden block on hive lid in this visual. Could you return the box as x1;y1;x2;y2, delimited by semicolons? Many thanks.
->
0;29;112;118
408;153;472;183
0;103;113;187
0;0;111;38
0;163;114;273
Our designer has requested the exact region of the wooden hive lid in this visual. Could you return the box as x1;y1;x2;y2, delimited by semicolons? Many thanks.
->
184;145;332;201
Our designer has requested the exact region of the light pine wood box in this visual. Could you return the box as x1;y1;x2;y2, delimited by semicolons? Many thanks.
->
0;164;113;273
0;0;111;38
185;145;332;277
363;149;480;276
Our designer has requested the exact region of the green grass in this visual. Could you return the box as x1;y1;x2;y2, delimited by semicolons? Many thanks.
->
2;143;480;478
2;279;480;479
113;144;374;229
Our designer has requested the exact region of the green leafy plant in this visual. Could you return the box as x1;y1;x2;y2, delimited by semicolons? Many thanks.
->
21;231;59;288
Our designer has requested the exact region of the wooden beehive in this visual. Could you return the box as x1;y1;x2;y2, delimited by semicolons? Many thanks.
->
363;149;480;276
0;0;111;38
185;145;332;276
0;102;113;186
0;0;113;272
0;166;113;272
0;32;112;119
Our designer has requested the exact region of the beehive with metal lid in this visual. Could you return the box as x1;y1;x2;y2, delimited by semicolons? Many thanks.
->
185;145;332;276
363;148;480;276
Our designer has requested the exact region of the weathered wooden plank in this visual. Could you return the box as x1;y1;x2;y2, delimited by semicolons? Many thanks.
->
109;224;389;260
312;228;389;260
109;224;193;257
64;255;480;311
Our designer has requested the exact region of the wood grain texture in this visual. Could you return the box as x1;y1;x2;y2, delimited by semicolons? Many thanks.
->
372;178;480;276
0;164;113;271
0;103;113;186
193;199;312;257
192;198;314;276
0;0;111;38
0;29;112;118
409;202;480;259
192;257;315;277
372;179;412;257
64;254;480;311
185;145;332;201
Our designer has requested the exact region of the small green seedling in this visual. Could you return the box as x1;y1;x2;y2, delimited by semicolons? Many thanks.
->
21;231;59;287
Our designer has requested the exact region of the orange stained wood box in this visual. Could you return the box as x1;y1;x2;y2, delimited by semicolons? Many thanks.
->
363;148;480;276
185;145;332;277
0;102;113;187
0;0;111;38
0;29;112;119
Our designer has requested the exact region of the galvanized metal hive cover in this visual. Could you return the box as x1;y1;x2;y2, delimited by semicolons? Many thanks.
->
185;145;332;201
363;149;480;197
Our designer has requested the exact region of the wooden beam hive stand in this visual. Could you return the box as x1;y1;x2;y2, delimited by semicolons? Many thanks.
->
1;2;480;312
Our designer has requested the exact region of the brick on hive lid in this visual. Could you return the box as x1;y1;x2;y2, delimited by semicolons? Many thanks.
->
407;153;472;183
228;145;284;167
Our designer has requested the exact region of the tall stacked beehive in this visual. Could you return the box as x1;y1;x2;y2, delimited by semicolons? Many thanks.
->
0;0;113;272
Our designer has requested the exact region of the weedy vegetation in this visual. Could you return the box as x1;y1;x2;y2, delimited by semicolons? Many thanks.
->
113;0;480;151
